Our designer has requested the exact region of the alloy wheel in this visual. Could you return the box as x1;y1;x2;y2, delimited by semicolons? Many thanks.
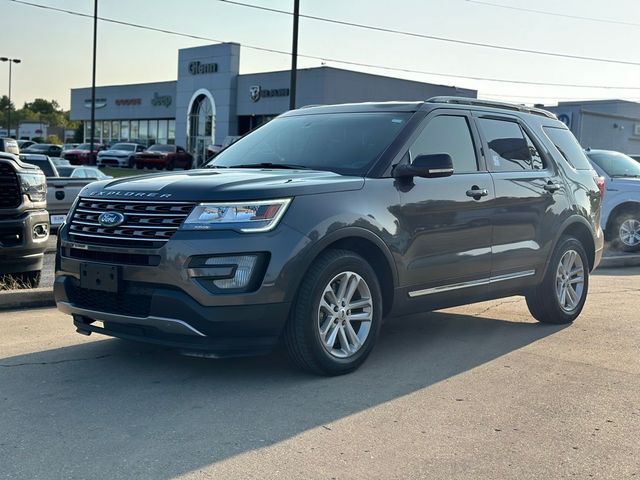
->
317;271;373;359
555;249;585;312
619;219;640;247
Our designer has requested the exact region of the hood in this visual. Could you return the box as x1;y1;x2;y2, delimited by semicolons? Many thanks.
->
65;148;92;154
99;149;132;156
80;168;365;202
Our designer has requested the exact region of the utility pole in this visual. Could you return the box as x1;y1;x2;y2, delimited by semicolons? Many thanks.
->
1;57;21;138
289;0;299;110
90;0;98;163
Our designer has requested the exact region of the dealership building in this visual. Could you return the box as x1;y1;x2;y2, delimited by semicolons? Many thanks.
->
545;99;640;155
70;42;476;163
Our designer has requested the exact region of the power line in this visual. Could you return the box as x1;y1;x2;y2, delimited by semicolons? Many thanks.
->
214;0;640;67
7;0;640;91
465;0;640;28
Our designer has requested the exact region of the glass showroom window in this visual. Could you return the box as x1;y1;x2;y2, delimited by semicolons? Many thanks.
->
158;120;168;144
121;121;129;142
148;120;157;146
112;121;120;141
168;119;176;145
139;120;148;145
102;121;111;143
130;120;139;144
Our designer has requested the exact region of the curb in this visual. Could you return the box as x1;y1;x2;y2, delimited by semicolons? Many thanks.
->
598;254;640;269
0;288;55;311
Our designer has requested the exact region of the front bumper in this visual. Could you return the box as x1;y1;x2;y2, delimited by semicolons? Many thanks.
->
54;223;312;355
0;210;49;274
97;156;127;167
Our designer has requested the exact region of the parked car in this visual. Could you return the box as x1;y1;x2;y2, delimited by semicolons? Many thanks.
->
20;154;102;232
51;157;72;167
62;143;106;165
54;98;604;375
0;152;48;287
60;143;79;157
21;143;63;158
586;149;640;252
56;166;112;180
206;135;242;160
134;144;192;170
17;140;36;150
97;142;146;168
0;137;20;155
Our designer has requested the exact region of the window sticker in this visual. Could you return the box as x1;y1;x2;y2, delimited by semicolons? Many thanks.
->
492;154;501;167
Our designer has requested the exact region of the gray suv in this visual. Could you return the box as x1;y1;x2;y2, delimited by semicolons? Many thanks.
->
54;98;604;375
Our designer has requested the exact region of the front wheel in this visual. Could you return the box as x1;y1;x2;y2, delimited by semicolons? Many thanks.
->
526;236;589;324
284;249;383;376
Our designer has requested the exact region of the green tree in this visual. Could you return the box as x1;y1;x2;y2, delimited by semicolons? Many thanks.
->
23;98;60;115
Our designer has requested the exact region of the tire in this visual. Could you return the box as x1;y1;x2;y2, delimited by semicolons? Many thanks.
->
135;162;143;169
284;249;383;376
611;212;640;252
526;236;589;324
166;160;175;171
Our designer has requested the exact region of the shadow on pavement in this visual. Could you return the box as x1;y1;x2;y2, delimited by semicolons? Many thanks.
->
0;311;565;479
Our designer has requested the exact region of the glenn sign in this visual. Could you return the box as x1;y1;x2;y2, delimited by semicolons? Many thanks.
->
188;61;218;75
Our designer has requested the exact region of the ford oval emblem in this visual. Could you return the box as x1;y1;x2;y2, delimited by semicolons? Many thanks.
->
98;212;125;227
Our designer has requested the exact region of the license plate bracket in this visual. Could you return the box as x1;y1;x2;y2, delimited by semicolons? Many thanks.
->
80;263;120;292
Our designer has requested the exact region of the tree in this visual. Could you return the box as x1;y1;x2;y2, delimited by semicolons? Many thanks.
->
23;98;60;115
0;95;14;112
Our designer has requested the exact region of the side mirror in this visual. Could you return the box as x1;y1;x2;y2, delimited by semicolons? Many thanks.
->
393;153;454;179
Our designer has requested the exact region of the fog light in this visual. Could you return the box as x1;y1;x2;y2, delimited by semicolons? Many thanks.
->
33;223;49;240
205;255;257;289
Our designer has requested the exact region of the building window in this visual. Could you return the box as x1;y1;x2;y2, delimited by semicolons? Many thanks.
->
112;121;120;141
168;120;175;145
148;120;157;145
121;121;129;141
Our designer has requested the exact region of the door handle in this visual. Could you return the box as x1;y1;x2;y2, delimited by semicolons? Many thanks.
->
544;182;561;193
466;186;489;198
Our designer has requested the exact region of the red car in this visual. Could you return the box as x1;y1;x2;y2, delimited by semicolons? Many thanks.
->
62;142;106;165
134;144;193;170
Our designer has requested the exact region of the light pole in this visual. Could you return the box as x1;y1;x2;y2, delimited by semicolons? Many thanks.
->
289;0;299;110
0;57;21;138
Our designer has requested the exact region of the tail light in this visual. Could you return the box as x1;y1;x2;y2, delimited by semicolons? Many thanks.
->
595;176;605;199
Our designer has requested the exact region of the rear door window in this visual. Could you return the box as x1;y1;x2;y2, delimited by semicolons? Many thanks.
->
543;126;592;170
477;118;544;172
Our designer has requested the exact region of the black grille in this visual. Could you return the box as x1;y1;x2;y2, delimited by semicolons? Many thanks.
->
65;247;161;266
0;161;21;208
68;198;195;248
68;284;151;317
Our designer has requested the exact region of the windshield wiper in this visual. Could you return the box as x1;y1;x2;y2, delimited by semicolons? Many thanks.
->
231;162;309;170
611;173;640;178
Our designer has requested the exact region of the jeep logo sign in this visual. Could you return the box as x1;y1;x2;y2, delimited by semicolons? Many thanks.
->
188;61;218;75
151;92;172;108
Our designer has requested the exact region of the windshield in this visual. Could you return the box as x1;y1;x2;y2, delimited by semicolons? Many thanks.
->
22;158;56;177
77;144;92;150
110;143;135;151
148;144;174;152
27;144;49;151
209;112;411;175
587;151;640;177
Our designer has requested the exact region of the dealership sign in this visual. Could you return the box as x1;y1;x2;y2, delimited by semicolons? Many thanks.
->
83;98;107;108
249;85;290;102
151;92;172;108
115;98;142;106
189;61;218;75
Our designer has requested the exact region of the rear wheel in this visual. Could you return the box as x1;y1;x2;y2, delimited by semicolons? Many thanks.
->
611;212;640;252
166;160;176;171
526;236;589;324
135;162;143;169
284;249;382;376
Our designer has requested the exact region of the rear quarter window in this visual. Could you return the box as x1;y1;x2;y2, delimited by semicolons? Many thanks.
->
543;126;592;170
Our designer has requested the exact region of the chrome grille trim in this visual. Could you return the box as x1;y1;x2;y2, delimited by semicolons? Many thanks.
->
69;197;195;247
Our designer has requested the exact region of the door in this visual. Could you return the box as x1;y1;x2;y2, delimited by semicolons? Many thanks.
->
474;114;567;290
393;110;494;310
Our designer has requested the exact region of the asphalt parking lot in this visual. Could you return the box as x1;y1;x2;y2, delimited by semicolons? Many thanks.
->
1;268;638;479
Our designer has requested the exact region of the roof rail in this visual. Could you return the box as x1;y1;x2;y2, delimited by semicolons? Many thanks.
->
426;96;556;119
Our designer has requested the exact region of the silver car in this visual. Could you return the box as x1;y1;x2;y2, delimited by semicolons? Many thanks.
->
96;142;146;168
586;149;640;252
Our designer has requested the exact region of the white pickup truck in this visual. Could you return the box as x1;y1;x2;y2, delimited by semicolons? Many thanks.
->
19;154;110;232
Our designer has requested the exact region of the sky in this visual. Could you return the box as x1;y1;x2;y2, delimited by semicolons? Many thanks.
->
1;0;639;110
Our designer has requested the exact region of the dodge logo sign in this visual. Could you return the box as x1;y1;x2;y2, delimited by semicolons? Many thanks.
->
250;85;261;102
98;212;125;227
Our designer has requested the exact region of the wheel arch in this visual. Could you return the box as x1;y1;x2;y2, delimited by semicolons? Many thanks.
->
545;216;596;275
296;228;398;316
604;201;640;240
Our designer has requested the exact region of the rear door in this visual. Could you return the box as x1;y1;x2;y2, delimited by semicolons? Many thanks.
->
473;113;568;290
394;109;494;309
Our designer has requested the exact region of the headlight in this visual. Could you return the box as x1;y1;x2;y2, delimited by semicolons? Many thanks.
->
181;198;291;233
17;171;47;202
